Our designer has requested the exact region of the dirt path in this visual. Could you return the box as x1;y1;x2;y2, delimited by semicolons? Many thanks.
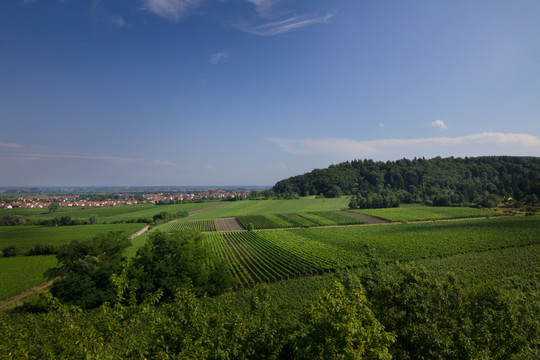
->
130;225;150;239
0;280;55;310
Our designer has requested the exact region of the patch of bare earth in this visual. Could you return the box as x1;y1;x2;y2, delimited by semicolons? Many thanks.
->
216;217;245;231
338;211;391;225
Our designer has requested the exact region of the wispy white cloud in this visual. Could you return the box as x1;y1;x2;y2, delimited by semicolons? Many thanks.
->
0;142;23;148
431;119;448;131
247;0;279;17
4;152;142;164
269;132;540;158
109;14;129;28
140;0;202;21
153;159;178;167
204;164;216;170
235;12;335;36
210;52;230;65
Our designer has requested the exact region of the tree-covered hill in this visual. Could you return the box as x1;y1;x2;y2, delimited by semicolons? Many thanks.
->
272;156;540;206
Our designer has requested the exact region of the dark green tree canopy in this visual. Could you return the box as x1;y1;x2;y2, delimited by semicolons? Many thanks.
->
129;230;233;302
273;156;540;205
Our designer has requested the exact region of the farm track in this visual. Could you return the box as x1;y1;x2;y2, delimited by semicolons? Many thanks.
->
130;225;150;239
0;280;54;310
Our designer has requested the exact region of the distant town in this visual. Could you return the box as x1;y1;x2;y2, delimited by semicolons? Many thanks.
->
0;189;255;209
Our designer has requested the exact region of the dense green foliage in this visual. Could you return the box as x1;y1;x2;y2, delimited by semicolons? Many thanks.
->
45;232;132;309
273;156;540;205
1;266;537;359
41;230;232;308
129;231;232;301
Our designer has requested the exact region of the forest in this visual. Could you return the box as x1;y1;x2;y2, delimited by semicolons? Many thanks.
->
271;156;540;207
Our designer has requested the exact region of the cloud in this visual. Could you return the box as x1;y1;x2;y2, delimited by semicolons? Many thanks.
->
4;152;142;164
379;123;385;129
140;0;202;21
210;52;230;65
204;164;216;170
153;159;177;167
235;12;335;36
431;119;448;131
247;0;279;17
0;142;23;148
269;132;540;158
109;14;129;28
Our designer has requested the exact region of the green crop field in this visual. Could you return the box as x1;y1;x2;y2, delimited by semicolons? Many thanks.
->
0;223;145;254
155;219;218;232
351;204;502;222
0;202;217;224
204;217;539;286
0;255;57;300
188;198;349;219
236;211;366;230
417;243;540;285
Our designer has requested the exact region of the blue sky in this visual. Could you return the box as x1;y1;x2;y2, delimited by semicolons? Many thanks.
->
1;0;539;186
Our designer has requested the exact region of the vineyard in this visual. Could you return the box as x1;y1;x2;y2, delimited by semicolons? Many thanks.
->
204;231;333;287
204;216;540;287
156;219;218;232
0;255;57;299
236;211;366;229
351;204;502;222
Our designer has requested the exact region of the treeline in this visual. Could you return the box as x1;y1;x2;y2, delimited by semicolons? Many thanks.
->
273;156;540;207
0;210;187;227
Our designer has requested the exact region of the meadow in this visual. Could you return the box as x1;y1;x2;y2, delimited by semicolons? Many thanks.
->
351;203;502;222
0;255;57;300
0;223;145;255
187;198;350;219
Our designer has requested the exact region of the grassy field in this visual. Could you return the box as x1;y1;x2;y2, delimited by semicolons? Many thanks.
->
0;255;57;300
124;234;150;259
188;198;350;219
0;223;145;254
0;202;217;224
350;204;502;222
